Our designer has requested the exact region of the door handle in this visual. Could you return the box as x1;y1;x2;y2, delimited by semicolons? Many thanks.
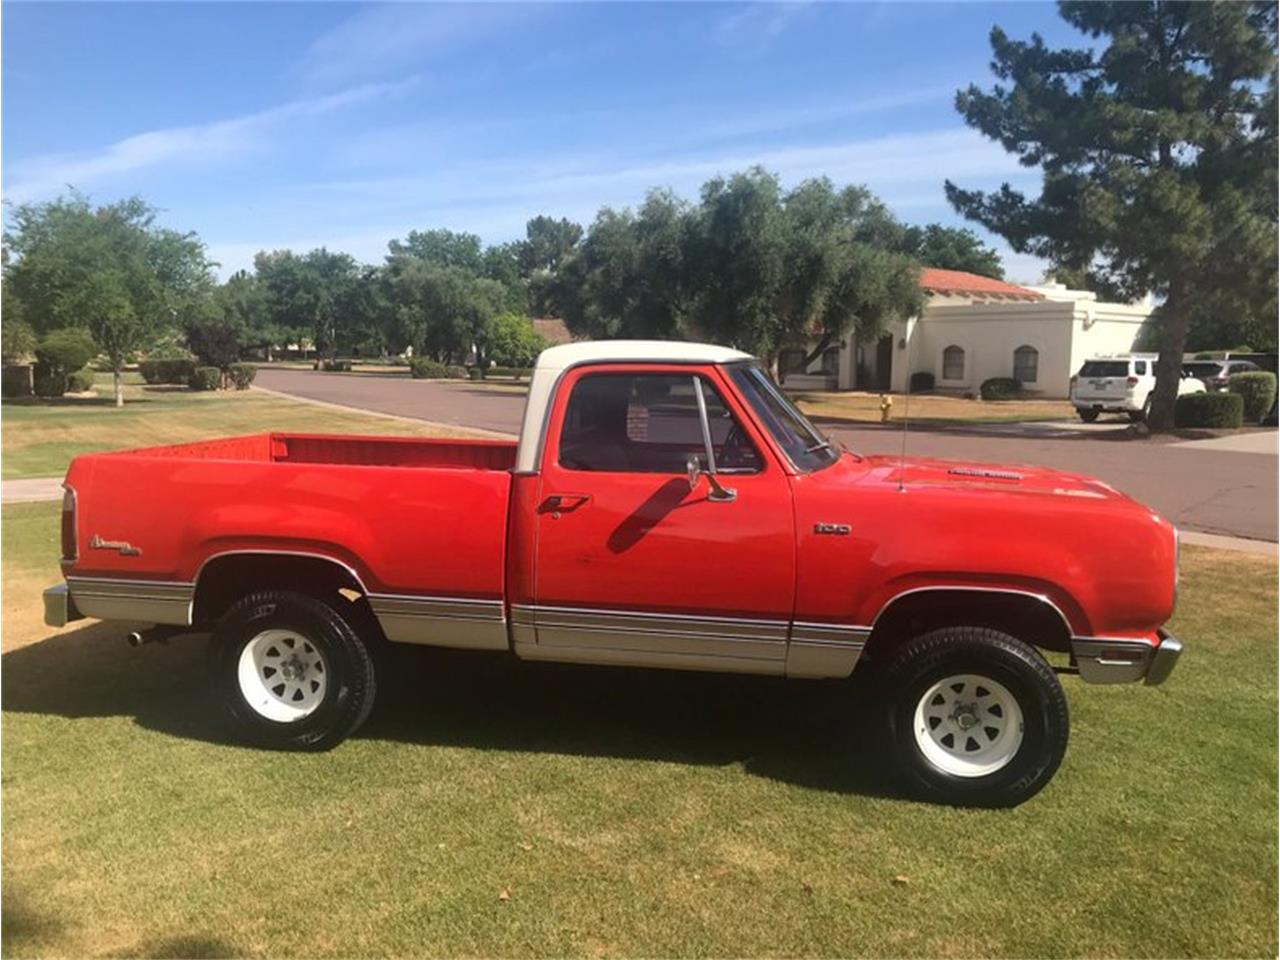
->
545;493;591;513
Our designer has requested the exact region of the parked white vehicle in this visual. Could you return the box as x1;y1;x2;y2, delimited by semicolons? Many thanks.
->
1070;355;1205;422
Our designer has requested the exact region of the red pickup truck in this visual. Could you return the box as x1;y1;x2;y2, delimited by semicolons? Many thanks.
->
44;341;1182;806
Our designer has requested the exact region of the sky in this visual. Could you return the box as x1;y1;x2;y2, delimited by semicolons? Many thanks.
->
2;2;1083;282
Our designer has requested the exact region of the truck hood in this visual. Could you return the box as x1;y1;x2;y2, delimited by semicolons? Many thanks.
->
858;454;1124;503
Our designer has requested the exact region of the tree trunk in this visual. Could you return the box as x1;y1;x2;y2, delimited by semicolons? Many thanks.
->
113;367;124;408
802;333;835;369
1147;283;1190;432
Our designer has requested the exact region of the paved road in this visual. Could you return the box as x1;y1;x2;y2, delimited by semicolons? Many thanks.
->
253;368;1278;541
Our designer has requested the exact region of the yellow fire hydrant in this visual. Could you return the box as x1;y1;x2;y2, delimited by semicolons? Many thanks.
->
879;393;893;423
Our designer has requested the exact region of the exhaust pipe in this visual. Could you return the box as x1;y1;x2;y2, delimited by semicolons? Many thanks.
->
125;626;183;647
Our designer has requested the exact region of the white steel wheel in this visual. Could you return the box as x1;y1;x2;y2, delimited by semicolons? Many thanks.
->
237;629;328;722
912;673;1024;778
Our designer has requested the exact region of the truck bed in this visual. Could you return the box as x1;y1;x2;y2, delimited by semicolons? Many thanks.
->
62;433;517;621
114;432;517;471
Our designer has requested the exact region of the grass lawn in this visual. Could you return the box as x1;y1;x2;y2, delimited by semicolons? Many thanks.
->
791;390;1076;425
1;373;484;481
2;495;1274;957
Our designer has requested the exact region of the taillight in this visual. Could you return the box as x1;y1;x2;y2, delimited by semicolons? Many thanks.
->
1126;376;1139;386
61;486;77;563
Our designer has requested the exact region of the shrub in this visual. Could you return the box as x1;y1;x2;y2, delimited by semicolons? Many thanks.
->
228;364;257;390
446;365;468;380
909;371;935;393
321;359;353;372
468;367;484;380
139;358;196;385
67;367;97;393
189;366;222;391
2;364;34;398
1175;392;1244;429
409;358;447;379
1227;371;1277;424
487;366;533;380
980;377;1022;401
33;329;97;397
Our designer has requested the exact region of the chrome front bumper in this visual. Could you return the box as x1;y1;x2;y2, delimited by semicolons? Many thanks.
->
43;583;83;628
1071;630;1183;686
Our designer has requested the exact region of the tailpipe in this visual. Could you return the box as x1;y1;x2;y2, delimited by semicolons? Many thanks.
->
125;626;183;647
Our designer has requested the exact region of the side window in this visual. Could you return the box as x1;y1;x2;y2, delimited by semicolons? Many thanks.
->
1134;360;1147;375
1013;345;1038;383
942;345;965;381
558;373;762;474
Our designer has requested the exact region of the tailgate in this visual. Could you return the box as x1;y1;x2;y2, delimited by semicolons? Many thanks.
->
1074;361;1131;401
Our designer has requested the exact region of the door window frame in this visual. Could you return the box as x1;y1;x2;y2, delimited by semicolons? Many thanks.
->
541;363;787;478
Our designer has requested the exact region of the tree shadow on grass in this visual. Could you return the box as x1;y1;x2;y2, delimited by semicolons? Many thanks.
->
2;624;901;801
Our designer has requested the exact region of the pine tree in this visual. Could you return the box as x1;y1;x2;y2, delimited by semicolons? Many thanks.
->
946;2;1277;430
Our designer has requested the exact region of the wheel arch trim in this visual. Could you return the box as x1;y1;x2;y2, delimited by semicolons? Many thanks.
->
869;585;1079;639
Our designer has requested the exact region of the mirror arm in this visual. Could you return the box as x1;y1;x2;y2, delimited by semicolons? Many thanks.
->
692;376;737;503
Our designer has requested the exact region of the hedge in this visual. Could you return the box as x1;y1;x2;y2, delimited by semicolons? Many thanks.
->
139;358;196;385
409;359;468;380
189;366;222;391
1227;371;1277;424
1175;392;1244;429
67;368;96;393
321;359;353;372
487;366;533;380
228;364;257;390
468;367;484;380
980;377;1022;401
909;371;935;393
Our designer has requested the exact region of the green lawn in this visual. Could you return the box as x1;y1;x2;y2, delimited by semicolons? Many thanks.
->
1;373;481;480
2;496;1275;957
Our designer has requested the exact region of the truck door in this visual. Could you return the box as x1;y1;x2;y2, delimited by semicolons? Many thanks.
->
522;365;796;674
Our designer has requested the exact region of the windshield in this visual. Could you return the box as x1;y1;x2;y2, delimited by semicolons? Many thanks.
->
727;362;841;472
1182;362;1222;378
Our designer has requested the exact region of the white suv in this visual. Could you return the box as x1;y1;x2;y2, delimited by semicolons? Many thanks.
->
1071;355;1205;423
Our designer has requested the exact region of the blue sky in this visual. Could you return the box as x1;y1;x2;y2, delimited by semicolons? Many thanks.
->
3;2;1080;281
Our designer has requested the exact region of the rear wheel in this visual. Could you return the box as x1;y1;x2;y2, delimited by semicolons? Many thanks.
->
1129;396;1152;423
1077;408;1100;422
209;590;376;750
882;626;1069;807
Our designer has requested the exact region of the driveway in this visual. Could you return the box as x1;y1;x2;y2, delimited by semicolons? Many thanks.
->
252;367;1278;542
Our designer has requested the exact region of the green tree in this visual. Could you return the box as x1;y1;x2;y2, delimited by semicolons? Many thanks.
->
3;193;215;406
519;215;583;275
487;312;548;368
899;224;1004;279
1;318;37;361
946;1;1277;430
254;248;362;361
388;228;485;273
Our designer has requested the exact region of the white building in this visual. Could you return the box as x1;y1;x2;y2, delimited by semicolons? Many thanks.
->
781;268;1157;399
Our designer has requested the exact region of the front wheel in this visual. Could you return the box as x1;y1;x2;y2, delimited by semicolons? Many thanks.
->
882;627;1069;807
209;590;377;750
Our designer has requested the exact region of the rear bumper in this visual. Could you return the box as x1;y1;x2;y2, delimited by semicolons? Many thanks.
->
1074;401;1136;414
1071;630;1183;686
43;583;83;628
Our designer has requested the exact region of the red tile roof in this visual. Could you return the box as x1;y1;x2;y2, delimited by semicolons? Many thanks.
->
919;267;1043;301
531;317;575;345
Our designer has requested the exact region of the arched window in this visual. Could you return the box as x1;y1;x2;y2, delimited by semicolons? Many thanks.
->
1013;345;1039;383
942;345;965;381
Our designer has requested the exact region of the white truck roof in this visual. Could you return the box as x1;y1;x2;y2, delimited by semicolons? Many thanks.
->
515;340;755;473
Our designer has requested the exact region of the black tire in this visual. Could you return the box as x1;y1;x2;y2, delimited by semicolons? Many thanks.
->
1129;396;1152;423
881;627;1069;807
209;590;377;750
1077;408;1100;422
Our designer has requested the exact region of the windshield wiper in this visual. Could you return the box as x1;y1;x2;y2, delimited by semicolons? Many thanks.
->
805;438;833;454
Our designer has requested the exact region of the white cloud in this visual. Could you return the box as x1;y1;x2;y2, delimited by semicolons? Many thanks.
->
714;2;814;52
4;77;420;205
297;4;545;89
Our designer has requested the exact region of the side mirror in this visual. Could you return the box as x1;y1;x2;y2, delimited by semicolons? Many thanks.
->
685;452;737;503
